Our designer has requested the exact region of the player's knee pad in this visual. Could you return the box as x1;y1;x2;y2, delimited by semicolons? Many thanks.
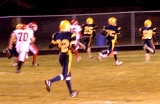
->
65;76;71;81
59;74;64;80
113;51;117;54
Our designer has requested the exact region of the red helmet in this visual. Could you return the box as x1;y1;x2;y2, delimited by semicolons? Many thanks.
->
71;19;78;25
28;22;38;31
21;24;27;30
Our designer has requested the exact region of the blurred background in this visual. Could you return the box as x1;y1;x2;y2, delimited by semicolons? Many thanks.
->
0;0;160;52
0;0;159;16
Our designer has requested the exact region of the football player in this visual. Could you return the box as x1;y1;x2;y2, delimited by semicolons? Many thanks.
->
81;17;97;59
139;19;158;62
44;20;79;98
8;23;35;73
70;19;86;61
98;17;123;66
4;24;23;66
28;22;39;66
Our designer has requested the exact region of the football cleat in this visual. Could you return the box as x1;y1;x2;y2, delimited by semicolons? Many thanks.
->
97;56;102;62
44;80;52;92
97;52;102;62
32;62;39;66
116;60;123;66
70;90;79;98
15;70;21;74
76;56;81;61
88;56;92;59
12;62;18;66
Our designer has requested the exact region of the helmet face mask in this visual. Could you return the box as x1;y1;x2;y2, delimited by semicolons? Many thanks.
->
33;26;38;31
86;17;93;24
28;22;38;31
108;17;117;26
144;19;152;27
59;20;71;32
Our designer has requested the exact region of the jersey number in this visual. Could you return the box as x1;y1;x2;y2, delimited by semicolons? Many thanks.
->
56;39;70;53
84;26;93;34
18;32;28;41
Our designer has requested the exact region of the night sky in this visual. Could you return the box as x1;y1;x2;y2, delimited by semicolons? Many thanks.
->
0;0;159;16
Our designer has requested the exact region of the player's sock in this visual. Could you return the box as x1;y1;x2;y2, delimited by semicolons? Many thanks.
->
50;75;61;83
75;50;79;59
33;54;37;63
66;80;72;94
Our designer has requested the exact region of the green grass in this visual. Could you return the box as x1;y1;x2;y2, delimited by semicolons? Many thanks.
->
1;50;160;104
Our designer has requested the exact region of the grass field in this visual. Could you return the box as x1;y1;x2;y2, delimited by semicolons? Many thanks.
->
1;50;160;104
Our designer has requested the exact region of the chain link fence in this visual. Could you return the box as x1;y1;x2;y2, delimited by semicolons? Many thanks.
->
1;10;160;52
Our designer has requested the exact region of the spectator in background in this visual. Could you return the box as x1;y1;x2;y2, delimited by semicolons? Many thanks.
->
139;19;158;62
70;19;86;61
81;17;97;59
44;20;79;98
97;17;123;66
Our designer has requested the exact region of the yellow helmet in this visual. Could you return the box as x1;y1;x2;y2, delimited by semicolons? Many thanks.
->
86;17;93;24
144;19;152;27
108;17;117;26
59;20;71;32
16;23;23;29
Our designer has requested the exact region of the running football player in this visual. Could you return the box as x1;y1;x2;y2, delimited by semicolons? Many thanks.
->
81;17;97;59
139;19;158;62
28;22;39;66
44;20;79;98
8;23;35;73
70;19;86;61
98;17;123;66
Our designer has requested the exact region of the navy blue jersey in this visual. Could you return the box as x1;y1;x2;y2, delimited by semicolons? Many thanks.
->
50;31;76;54
81;24;97;48
139;26;157;54
103;25;121;37
81;24;97;39
139;26;156;40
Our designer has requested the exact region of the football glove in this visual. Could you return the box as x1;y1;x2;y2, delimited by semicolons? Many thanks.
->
49;43;54;49
3;48;12;59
